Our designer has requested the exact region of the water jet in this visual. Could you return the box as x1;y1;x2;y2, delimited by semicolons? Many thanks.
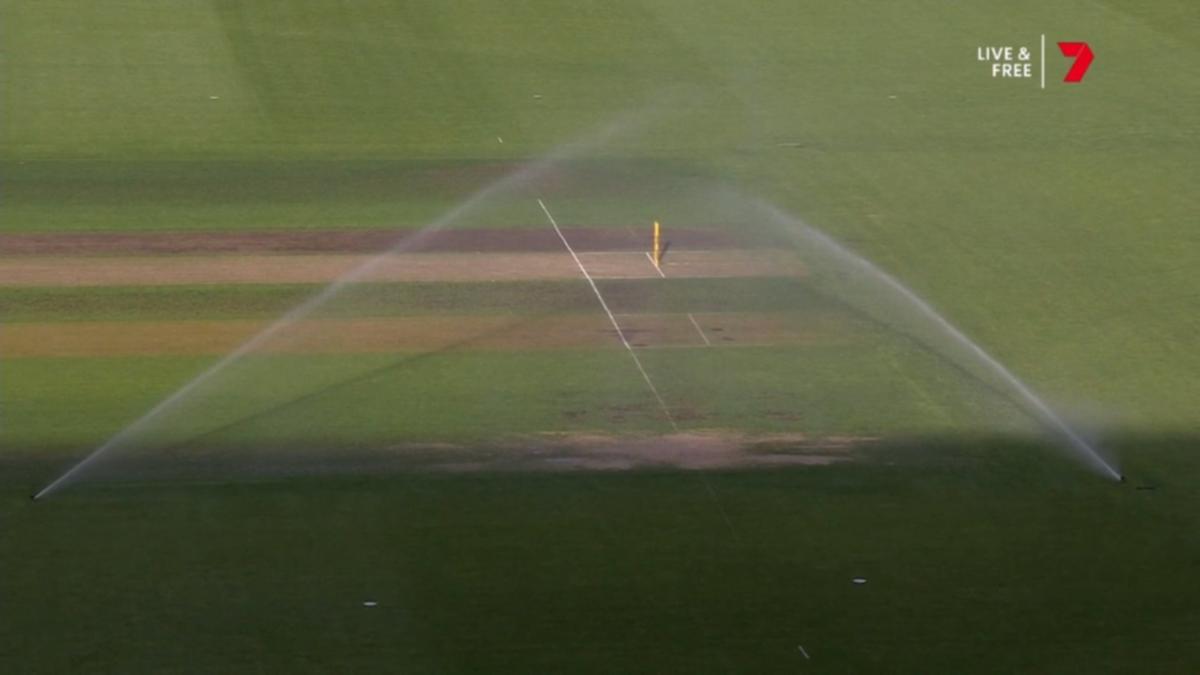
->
33;108;658;500
741;192;1122;481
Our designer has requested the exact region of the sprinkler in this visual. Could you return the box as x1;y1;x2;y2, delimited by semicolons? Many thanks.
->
752;196;1125;482
30;109;655;500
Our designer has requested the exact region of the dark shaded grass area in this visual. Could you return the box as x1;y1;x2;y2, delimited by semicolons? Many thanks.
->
3;436;1199;674
1;159;698;207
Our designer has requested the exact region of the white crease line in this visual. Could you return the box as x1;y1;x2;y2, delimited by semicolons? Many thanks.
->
645;251;666;278
537;198;677;431
687;312;712;346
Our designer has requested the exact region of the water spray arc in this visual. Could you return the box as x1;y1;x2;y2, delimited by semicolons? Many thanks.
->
750;196;1122;481
33;111;653;500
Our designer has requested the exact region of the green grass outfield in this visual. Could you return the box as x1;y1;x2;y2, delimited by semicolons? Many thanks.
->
3;0;1200;672
4;446;1200;674
0;278;835;322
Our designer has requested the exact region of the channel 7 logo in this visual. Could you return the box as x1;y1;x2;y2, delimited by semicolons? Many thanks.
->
1058;41;1094;82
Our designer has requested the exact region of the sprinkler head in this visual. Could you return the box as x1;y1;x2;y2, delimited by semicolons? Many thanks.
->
1118;475;1126;483
29;494;38;502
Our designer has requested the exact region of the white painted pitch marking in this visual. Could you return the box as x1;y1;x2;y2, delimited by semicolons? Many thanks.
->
537;198;677;431
1040;34;1046;89
645;251;666;278
798;645;810;659
687;312;712;346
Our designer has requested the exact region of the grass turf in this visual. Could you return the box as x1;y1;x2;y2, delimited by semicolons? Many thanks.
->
2;0;1199;672
5;443;1200;674
1;339;1018;457
0;278;833;322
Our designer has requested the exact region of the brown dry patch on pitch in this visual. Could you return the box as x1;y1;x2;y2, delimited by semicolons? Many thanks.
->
0;253;575;286
0;250;801;287
2;312;840;358
572;249;804;280
113;432;874;480
1;316;602;357
425;431;865;473
615;314;708;348
685;312;847;346
0;228;738;256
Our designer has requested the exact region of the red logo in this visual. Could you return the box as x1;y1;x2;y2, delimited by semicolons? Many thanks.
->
1057;42;1094;82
